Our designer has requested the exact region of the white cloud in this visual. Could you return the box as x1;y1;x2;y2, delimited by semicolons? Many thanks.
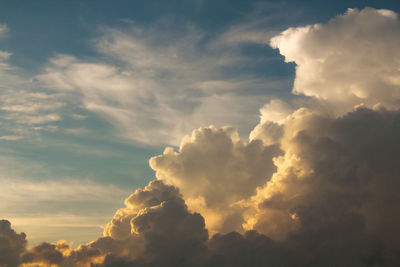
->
270;8;400;113
258;99;293;124
249;99;292;145
149;126;281;234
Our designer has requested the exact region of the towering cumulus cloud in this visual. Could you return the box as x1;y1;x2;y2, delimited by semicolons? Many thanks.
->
2;7;400;267
248;107;400;265
149;126;282;235
270;7;400;112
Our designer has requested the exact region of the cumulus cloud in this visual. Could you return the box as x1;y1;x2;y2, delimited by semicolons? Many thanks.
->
149;126;281;234
102;181;208;266
104;180;185;240
4;105;400;266
245;107;400;266
206;231;291;267
0;220;27;267
249;99;293;145
5;179;291;266
3;6;400;267
270;7;400;112
1;180;209;266
21;241;66;266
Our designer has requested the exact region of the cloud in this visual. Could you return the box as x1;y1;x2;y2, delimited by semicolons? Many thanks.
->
103;180;208;266
206;231;291;267
4;104;400;266
21;241;65;266
3;6;400;267
149;126;281;234
0;26;99;142
0;220;27;267
245;107;400;266
37;24;287;145
0;26;70;140
3;180;209;266
209;1;306;49
270;7;400;112
249;99;293;146
104;180;185;240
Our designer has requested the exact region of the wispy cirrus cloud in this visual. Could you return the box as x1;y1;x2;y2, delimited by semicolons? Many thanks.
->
37;23;291;145
0;26;92;142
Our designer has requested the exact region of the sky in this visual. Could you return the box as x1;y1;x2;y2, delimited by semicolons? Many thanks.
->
1;1;400;266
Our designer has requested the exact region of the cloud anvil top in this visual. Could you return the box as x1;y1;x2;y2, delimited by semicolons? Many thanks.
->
1;2;400;267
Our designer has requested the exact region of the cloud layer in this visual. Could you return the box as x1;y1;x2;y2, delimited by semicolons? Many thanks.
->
2;7;400;267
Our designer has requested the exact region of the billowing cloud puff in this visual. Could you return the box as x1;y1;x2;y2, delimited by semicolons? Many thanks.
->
21;241;67;266
78;179;293;267
246;107;400;266
149;126;281;234
101;180;209;266
0;220;27;267
270;8;400;112
249;99;292;145
3;180;208;266
104;180;185;239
